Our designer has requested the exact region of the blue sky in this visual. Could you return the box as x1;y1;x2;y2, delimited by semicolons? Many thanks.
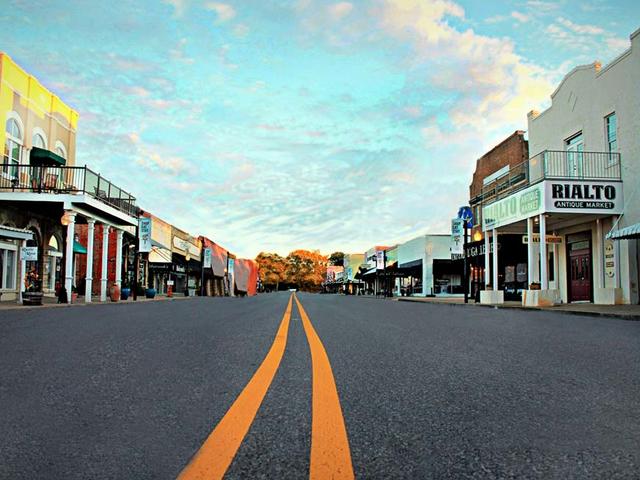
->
2;0;638;257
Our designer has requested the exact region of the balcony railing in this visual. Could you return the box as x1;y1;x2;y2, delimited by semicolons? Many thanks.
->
0;163;137;217
479;150;621;204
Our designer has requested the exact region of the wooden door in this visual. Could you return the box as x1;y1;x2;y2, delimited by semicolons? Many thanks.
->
569;248;591;302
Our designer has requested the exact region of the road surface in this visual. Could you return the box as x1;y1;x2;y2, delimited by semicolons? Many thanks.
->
1;292;638;479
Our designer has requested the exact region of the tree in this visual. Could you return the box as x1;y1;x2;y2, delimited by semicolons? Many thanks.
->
285;249;327;291
255;252;287;291
328;251;344;266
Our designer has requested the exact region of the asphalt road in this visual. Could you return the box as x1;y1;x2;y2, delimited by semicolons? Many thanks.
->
0;293;639;479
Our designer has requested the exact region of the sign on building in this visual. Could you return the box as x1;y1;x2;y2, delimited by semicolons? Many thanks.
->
522;234;563;244
21;246;38;261
203;248;212;269
376;250;385;270
138;217;152;253
450;218;464;255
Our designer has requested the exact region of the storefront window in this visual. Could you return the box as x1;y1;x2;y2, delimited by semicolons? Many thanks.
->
0;244;17;290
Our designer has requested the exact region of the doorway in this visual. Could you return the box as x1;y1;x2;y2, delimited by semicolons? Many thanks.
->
567;233;592;302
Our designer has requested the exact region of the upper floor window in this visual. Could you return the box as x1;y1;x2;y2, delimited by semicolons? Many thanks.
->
605;113;617;152
565;132;584;178
55;141;67;159
4;117;23;177
33;133;46;149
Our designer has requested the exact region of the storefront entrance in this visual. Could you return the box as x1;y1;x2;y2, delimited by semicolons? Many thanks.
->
567;233;592;302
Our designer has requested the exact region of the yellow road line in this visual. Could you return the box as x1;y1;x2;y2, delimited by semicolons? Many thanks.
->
294;294;355;480
177;294;294;480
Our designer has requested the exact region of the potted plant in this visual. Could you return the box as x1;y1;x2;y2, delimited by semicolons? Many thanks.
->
145;287;156;299
23;268;44;306
120;280;131;300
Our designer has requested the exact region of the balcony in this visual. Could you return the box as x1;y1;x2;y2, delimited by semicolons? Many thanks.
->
0;163;137;217
479;150;621;204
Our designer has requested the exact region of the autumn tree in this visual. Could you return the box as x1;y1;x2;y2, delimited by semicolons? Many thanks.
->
328;251;344;266
255;252;287;291
285;249;328;291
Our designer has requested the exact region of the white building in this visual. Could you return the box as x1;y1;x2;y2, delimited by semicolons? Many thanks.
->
397;234;458;296
481;27;639;305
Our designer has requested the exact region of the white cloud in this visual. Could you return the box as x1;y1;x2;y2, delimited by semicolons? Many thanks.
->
511;11;529;23
328;2;354;20
205;2;236;23
556;17;604;35
163;0;188;17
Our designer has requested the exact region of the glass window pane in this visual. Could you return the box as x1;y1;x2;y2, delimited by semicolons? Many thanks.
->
5;250;15;289
33;134;45;149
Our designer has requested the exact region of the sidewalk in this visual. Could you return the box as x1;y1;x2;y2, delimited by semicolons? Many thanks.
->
397;296;640;320
0;294;194;312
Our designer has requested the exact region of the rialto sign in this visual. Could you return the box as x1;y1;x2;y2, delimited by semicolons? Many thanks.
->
483;180;623;230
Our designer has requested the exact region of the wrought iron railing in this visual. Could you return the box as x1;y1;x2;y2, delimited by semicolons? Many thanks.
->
480;150;621;204
0;163;137;216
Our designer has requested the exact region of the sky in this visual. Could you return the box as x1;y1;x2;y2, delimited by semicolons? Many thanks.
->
2;0;638;258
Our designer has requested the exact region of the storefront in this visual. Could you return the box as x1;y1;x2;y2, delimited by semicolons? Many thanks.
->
0;225;33;301
170;228;201;296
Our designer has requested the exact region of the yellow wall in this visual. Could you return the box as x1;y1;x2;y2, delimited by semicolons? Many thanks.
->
0;52;78;165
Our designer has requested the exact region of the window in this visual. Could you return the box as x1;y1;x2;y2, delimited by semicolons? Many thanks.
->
55;141;67;159
0;243;18;290
565;132;584;178
33;133;46;149
605;113;618;166
4;117;23;177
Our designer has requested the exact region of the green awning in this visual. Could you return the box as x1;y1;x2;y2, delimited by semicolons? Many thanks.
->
73;240;87;254
30;146;66;166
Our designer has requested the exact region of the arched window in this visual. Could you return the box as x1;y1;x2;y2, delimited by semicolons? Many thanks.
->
33;132;46;149
48;235;59;251
54;141;67;160
4;116;23;176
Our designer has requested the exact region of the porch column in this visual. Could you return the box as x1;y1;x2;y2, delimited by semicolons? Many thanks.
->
100;225;110;302
527;217;534;287
492;229;498;289
484;232;490;287
64;210;76;304
540;214;548;290
18;239;27;304
114;229;124;286
596;219;604;289
85;219;95;303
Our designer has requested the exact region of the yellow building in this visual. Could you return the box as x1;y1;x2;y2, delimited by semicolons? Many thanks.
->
0;53;137;304
1;52;78;169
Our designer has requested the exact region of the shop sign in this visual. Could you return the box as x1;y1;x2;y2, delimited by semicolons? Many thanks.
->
546;182;619;211
203;248;212;269
167;280;174;286
604;239;615;278
522;234;563;244
376;250;385;270
174;265;185;273
464;242;499;258
450;218;464;255
483;183;543;231
21;246;38;261
138;217;152;253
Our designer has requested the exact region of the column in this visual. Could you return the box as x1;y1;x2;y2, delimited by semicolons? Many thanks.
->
85;219;95;303
492;229;498;289
484;232;490;287
18;239;27;304
100;224;110;302
64;210;76;304
114;229;124;286
540;214;548;290
421;251;428;296
596;219;604;289
527;217;534;288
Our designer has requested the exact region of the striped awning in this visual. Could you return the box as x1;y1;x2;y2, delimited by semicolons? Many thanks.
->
606;223;640;240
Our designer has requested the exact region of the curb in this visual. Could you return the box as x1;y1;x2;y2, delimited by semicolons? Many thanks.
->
0;295;196;312
396;297;640;321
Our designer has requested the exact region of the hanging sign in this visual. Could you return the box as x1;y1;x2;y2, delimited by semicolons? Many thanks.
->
604;239;616;278
138;217;152;253
203;248;212;269
21;246;38;261
522;234;563;244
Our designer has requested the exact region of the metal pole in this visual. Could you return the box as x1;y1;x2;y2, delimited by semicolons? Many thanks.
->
464;224;468;303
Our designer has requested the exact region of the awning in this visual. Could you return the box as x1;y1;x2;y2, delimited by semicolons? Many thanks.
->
151;238;169;250
30;146;66;166
0;225;34;241
607;223;640;240
73;240;87;254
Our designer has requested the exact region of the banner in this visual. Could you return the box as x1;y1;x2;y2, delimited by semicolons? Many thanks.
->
138;217;152;253
450;218;464;255
203;248;212;269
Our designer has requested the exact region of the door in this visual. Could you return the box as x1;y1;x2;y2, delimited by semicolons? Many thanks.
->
569;247;591;302
566;133;584;178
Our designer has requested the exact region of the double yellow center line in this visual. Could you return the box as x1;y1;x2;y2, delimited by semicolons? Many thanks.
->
178;293;354;480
